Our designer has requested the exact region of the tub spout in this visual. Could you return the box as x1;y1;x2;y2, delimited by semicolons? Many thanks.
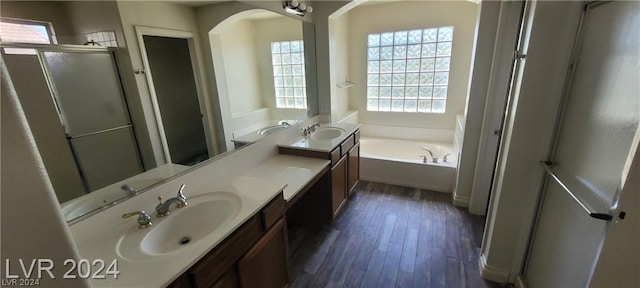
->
421;147;438;163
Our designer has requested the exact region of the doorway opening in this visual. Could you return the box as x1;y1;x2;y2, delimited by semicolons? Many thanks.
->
136;27;212;166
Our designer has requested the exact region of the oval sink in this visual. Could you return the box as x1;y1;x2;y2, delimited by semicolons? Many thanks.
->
258;125;287;136
117;191;241;261
310;127;346;141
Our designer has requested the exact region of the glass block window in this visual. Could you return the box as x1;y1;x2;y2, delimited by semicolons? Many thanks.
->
0;18;54;44
366;26;453;113
85;30;118;47
271;40;307;109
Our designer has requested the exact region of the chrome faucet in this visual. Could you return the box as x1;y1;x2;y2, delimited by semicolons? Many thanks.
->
155;184;188;217
122;210;152;229
443;154;452;163
302;123;321;136
421;147;438;163
121;184;137;196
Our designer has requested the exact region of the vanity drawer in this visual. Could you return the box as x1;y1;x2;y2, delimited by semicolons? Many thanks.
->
331;147;341;166
261;193;284;231
189;216;262;288
340;134;355;157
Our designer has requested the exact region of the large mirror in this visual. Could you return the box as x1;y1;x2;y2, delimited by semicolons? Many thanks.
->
0;0;318;223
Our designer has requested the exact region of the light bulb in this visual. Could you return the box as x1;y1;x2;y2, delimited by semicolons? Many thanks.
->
299;3;307;11
290;0;299;8
306;5;313;13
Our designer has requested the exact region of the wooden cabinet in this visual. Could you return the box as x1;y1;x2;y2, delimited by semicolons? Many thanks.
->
331;156;347;217
212;268;240;288
237;219;289;288
278;129;360;220
168;194;288;288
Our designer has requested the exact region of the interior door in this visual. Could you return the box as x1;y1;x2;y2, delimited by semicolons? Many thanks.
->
524;2;639;287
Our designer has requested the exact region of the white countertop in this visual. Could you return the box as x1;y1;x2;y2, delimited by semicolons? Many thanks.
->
231;120;302;144
245;155;330;202
73;154;330;287
278;123;361;153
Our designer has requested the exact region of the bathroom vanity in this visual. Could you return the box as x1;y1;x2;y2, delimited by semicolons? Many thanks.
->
67;121;362;287
279;124;361;219
168;194;288;288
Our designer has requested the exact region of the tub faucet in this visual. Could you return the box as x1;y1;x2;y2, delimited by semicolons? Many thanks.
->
155;184;188;217
421;147;438;163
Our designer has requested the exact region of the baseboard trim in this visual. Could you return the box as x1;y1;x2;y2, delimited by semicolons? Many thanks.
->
479;254;510;283
514;274;526;288
453;194;470;207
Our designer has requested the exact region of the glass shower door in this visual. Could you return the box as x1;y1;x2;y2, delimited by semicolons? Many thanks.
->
524;1;640;287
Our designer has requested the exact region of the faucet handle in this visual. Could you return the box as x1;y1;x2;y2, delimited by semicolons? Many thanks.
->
176;184;187;208
443;154;452;162
157;195;164;204
419;155;428;163
122;211;152;229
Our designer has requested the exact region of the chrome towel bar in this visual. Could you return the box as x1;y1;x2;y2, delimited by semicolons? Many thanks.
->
539;161;613;221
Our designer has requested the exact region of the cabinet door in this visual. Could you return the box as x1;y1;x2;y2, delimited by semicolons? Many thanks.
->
237;218;289;288
331;156;347;218
212;268;240;288
347;142;360;197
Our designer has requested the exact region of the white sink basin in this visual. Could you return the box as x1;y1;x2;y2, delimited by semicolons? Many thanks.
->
258;125;287;136
116;191;241;261
310;127;346;141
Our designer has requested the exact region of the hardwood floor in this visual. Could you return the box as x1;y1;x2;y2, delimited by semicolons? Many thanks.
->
287;181;504;288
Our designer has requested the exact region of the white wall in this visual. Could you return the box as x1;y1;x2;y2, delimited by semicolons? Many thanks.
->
346;1;478;130
117;1;215;162
311;1;351;118
329;12;351;122
219;18;264;116
65;1;126;47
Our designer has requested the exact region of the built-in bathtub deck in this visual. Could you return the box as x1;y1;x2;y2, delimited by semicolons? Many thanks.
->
288;181;501;288
359;137;457;193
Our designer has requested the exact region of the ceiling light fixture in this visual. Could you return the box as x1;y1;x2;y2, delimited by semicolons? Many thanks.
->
283;0;313;17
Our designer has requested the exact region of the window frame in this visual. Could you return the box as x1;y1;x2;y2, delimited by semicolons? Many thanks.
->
0;17;57;45
365;26;454;114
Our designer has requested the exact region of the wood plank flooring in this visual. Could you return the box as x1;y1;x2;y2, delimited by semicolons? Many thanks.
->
287;181;505;288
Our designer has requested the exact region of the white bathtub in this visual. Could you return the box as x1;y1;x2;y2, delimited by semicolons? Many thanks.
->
360;137;457;193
